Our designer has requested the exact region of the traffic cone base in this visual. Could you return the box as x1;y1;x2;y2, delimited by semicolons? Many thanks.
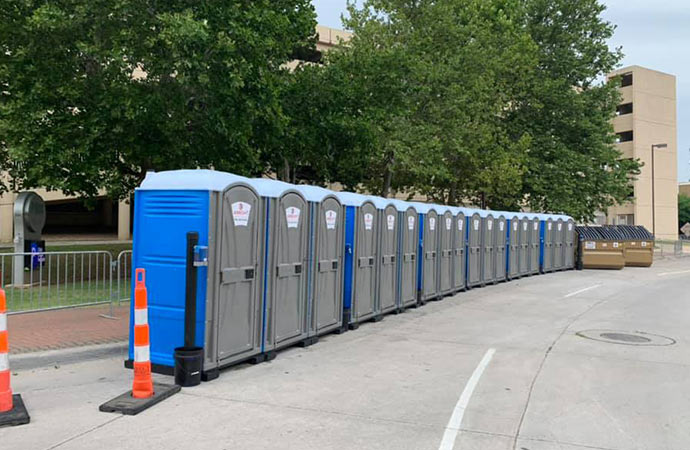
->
0;394;30;428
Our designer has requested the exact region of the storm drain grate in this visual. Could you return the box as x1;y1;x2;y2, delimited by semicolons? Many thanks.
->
576;330;675;346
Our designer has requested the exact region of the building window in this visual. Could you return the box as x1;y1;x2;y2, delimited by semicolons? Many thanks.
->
616;103;633;116
621;73;633;87
616;214;635;225
616;131;633;143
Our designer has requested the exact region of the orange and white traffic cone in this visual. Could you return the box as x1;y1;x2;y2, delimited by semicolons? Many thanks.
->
100;267;180;415
0;285;30;427
132;269;153;399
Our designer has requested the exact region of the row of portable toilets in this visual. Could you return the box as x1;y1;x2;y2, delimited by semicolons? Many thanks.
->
128;170;576;379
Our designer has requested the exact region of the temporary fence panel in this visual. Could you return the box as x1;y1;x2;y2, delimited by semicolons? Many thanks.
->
467;212;482;288
452;209;466;291
494;214;507;281
438;208;454;296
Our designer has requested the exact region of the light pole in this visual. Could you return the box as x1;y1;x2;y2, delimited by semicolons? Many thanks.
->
651;143;668;237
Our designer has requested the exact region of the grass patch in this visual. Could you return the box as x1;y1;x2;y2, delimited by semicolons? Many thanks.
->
5;280;130;313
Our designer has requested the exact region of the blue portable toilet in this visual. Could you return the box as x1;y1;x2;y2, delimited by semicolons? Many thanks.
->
291;184;344;342
333;191;378;328
130;169;266;378
390;199;418;310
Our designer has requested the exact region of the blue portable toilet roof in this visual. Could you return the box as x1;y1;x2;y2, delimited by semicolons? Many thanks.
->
411;202;437;214
248;178;295;198
435;204;452;214
292;184;335;202
332;191;371;206
390;199;412;212
369;196;395;210
138;169;249;191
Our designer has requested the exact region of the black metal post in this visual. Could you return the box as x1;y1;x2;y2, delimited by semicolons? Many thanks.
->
184;232;198;348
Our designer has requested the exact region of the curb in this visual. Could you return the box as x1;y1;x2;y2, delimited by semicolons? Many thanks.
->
10;342;128;372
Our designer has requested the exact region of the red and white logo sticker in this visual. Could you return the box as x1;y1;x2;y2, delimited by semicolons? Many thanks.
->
473;219;479;231
523;222;528;231
445;217;451;230
429;217;436;231
458;219;463;231
568;223;573;231
513;222;518;231
364;213;373;230
534;222;538;231
286;207;301;228
325;210;337;229
407;215;415;231
488;219;493;231
499;221;504;231
387;214;395;231
558;223;562;231
548;222;552;230
231;201;251;227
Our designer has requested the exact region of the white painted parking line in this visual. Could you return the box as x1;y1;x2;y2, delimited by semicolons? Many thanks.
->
658;269;690;277
438;348;496;450
563;284;601;298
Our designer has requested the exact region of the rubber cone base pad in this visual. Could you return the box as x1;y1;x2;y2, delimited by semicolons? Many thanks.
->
99;383;180;416
0;394;30;427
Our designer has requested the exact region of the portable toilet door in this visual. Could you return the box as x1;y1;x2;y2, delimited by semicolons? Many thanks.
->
494;214;507;282
214;179;265;368
255;182;310;353
422;207;440;301
555;218;565;270
517;215;529;277
467;212;482;288
292;185;345;339
376;200;399;316
398;203;418;309
565;218;575;269
542;217;554;273
529;216;540;275
480;213;495;285
352;200;378;323
508;214;520;280
438;208;454;296
452;209;466;292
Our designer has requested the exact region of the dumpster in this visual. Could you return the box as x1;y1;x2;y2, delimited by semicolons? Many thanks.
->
291;185;344;340
616;225;654;267
371;196;399;316
576;226;625;269
132;170;264;377
249;178;310;354
334;192;378;327
451;207;467;292
494;212;507;282
392;200;418;309
507;213;520;280
467;210;483;288
415;203;440;302
438;206;454;297
480;211;496;285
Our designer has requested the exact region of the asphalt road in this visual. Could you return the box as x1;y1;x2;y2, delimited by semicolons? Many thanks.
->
3;257;690;450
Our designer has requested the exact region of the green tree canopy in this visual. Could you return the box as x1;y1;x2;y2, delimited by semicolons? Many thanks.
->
0;0;317;198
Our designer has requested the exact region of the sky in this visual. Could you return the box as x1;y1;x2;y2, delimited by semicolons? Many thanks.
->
312;0;690;182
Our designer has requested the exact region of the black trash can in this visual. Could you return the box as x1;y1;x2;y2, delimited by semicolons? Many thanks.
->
173;346;203;387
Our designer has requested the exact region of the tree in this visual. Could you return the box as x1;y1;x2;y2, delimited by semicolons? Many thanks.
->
0;0;317;199
679;194;690;230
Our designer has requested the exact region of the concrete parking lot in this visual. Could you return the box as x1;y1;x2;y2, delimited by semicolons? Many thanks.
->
3;257;690;450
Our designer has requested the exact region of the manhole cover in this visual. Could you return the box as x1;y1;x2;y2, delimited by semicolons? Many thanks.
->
576;330;675;346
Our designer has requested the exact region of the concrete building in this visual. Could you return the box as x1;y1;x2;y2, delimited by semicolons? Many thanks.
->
605;65;678;239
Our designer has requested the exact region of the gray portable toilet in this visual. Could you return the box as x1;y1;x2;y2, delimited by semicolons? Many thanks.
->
451;207;467;292
334;192;378;327
507;212;520;280
542;215;555;273
438;206;454;297
415;203;440;302
467;209;483;288
392;200;418;310
480;211;495;286
564;216;575;269
494;212;507;282
291;184;344;341
517;213;530;277
554;217;565;270
371;196;398;316
528;214;541;275
250;179;310;352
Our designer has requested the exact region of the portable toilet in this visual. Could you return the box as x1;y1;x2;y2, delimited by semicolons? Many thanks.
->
451;207;467;292
248;178;310;354
517;213;531;277
480;210;496;285
438;205;454;297
507;212;521;280
466;209;483;288
528;214;541;275
335;192;378;328
541;214;555;273
371;196;399;316
131;170;265;378
554;217;565;271
414;203;440;302
494;212;507;282
391;200;418;310
291;184;344;341
564;216;575;269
